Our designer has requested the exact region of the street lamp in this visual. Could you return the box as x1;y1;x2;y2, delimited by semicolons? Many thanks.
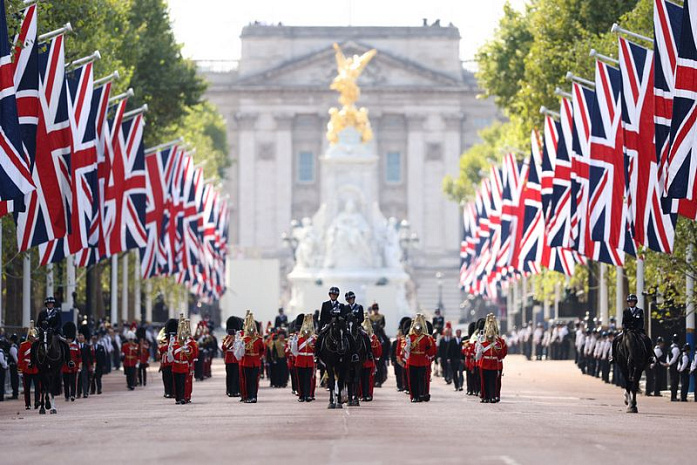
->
398;219;419;263
436;271;444;314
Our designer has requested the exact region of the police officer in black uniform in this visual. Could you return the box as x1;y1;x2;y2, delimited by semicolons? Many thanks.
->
611;294;653;362
36;296;72;365
316;286;351;357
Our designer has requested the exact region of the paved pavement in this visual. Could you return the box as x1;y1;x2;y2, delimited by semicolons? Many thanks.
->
1;355;694;465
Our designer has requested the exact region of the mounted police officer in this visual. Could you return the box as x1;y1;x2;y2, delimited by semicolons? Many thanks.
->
316;286;351;358
344;291;373;363
36;296;72;366
611;294;653;363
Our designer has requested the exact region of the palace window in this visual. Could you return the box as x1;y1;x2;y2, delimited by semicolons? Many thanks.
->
386;151;402;184
297;151;315;183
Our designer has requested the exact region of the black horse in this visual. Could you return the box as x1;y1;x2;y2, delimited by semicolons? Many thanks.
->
31;327;66;414
317;315;351;409
615;330;652;413
344;321;368;406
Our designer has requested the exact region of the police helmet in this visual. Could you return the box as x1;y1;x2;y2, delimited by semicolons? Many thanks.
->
626;294;638;302
345;291;356;300
683;343;691;351
656;336;664;343
329;286;340;296
45;296;56;305
672;334;679;344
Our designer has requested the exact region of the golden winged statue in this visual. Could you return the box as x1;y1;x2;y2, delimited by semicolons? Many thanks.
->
326;43;377;145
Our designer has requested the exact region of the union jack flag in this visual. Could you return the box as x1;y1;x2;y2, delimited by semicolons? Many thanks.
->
460;201;478;289
654;0;682;207
1;4;37;218
0;0;34;208
540;115;558;221
495;152;521;281
547;98;574;248
176;157;203;283
140;144;179;278
73;81;112;267
619;36;675;252
15;34;72;251
588;60;634;256
665;0;697;218
102;102;146;256
160;148;186;275
39;62;98;264
515;131;545;272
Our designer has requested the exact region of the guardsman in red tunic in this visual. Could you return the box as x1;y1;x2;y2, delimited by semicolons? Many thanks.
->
136;328;150;387
360;314;383;401
61;322;81;401
235;311;265;403
404;314;436;403
475;313;508;403
291;314;317;402
19;321;40;409
223;316;243;397
462;322;479;396
121;331;139;390
182;319;198;403
158;318;178;399
171;317;196;404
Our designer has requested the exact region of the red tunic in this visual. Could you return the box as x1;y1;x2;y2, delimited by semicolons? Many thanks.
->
477;337;508;370
171;340;194;374
158;342;171;368
406;334;435;367
139;341;150;365
294;335;316;368
18;340;38;375
240;335;265;368
62;341;81;374
221;335;239;364
121;342;140;368
363;334;383;368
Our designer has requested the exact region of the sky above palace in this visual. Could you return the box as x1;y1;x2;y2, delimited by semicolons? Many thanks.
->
167;0;527;70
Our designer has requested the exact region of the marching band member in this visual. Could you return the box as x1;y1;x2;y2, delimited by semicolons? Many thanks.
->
222;316;243;397
404;314;436;403
183;319;199;403
235;311;265;403
291;314;317;402
360;312;382;401
121;330;139;391
475;313;508;403
158;319;178;399
18;321;40;409
62;322;81;401
136;327;150;387
170;316;196;404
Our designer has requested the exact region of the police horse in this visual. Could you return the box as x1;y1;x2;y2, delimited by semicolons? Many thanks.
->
31;322;68;414
615;329;652;413
344;316;368;406
317;314;352;409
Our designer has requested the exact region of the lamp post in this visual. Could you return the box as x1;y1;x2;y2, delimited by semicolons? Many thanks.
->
436;271;444;315
398;219;419;264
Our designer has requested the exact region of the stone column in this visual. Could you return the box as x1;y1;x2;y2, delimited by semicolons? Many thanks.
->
134;253;141;323
23;253;31;327
406;115;426;263
110;255;118;325
275;114;294;246
122;253;129;323
443;113;463;255
236;113;258;248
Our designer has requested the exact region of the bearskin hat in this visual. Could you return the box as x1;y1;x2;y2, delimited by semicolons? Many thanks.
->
467;322;476;338
135;326;146;340
63;321;77;340
426;320;434;335
226;316;243;333
399;317;412;335
476;317;486;331
165;318;178;335
79;324;91;340
293;314;305;333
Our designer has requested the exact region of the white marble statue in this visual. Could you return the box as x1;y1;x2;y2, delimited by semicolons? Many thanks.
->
383;217;402;268
294;217;322;269
324;199;373;269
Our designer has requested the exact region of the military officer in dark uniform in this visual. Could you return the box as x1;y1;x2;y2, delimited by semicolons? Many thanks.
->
432;309;445;337
274;308;288;330
316;286;350;357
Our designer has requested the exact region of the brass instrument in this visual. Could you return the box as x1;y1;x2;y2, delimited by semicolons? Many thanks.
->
157;327;167;346
362;311;374;336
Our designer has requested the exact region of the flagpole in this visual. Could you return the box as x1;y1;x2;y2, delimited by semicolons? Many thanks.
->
611;23;652;45
145;279;152;323
108;88;134;105
145;137;184;155
122;252;129;323
38;23;72;43
122;104;148;121
686;244;694;393
66;50;100;71
94;70;120;88
565;71;595;89
636;255;645;334
22;253;31;327
46;263;54;297
589;49;619;66
615;266;624;322
599;263;608;327
66;255;76;323
134;253;141;323
554;87;573;99
110;255;118;326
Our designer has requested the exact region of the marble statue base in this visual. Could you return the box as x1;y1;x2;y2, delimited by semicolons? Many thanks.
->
287;267;410;336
